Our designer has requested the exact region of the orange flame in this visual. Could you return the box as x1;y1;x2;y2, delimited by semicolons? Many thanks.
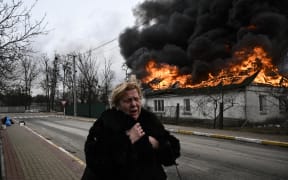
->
247;24;257;30
142;60;192;89
142;46;288;90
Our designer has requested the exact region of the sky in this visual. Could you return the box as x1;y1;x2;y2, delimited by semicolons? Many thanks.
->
23;0;143;94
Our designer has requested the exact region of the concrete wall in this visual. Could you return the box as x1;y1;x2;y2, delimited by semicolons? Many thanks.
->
0;106;25;113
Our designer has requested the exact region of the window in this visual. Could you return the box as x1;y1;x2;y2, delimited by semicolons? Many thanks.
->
184;99;191;112
279;96;288;113
259;95;267;113
154;99;164;112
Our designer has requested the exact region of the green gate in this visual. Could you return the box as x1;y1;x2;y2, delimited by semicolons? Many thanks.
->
66;103;106;119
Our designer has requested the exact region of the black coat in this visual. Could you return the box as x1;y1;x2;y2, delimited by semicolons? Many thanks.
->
82;108;180;180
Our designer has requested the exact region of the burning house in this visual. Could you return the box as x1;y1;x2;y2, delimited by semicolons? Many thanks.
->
119;0;288;126
142;64;288;126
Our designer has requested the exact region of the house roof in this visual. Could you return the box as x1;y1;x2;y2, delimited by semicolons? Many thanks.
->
144;72;258;97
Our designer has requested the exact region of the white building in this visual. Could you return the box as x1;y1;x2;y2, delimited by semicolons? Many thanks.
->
144;79;288;127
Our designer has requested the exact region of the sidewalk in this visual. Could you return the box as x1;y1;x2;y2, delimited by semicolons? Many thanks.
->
0;124;85;180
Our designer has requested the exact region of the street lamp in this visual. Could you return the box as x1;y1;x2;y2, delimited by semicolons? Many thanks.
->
73;55;77;116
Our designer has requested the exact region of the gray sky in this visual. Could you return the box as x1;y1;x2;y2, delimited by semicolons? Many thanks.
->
24;0;143;93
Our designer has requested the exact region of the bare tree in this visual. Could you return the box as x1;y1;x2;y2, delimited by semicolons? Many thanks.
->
0;0;47;91
40;54;51;111
59;55;73;100
100;57;115;106
121;63;130;82
78;52;100;117
18;55;39;109
49;55;60;111
194;89;236;129
39;54;60;112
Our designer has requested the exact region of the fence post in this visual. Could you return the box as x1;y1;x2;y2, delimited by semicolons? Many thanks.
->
219;102;223;129
176;103;180;124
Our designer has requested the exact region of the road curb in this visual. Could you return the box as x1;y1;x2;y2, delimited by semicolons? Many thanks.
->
55;115;96;122
167;128;288;148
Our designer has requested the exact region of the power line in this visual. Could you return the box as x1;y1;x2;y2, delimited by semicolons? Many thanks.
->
84;38;117;54
79;0;186;56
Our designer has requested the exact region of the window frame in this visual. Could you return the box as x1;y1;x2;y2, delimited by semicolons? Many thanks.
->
259;95;267;114
279;96;288;113
183;98;191;112
154;99;164;112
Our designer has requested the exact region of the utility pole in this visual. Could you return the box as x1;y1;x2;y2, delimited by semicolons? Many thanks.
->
72;55;77;116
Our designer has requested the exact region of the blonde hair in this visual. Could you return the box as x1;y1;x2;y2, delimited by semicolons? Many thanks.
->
111;81;142;108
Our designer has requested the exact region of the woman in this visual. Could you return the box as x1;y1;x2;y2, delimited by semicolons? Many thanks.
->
82;81;180;180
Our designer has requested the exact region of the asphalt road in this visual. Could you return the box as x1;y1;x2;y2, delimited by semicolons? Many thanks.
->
11;115;288;180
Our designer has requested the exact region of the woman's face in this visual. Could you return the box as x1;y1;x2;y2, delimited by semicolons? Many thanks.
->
118;89;141;120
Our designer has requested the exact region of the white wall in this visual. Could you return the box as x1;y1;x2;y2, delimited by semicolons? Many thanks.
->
145;85;288;124
145;91;247;121
246;85;288;123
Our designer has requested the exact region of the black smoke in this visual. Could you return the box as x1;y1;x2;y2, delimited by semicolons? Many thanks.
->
119;0;288;83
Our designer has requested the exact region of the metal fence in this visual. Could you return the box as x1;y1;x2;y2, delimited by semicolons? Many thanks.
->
65;103;106;119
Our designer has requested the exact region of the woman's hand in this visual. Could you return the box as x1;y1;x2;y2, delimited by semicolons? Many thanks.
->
148;136;159;149
126;123;159;149
126;122;145;144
